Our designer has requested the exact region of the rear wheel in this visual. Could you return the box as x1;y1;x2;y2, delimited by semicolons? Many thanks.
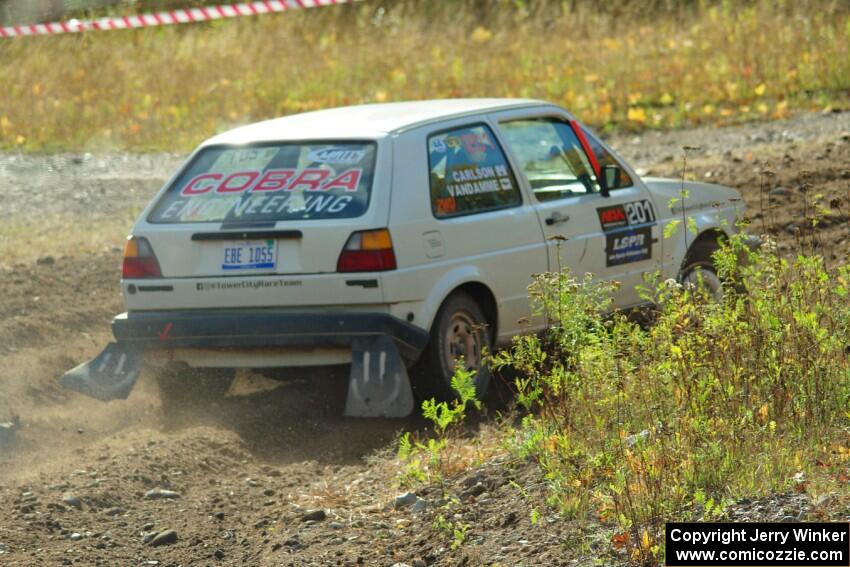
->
411;292;493;403
155;363;235;412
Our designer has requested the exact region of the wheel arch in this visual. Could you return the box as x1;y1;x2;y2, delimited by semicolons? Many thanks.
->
417;267;500;341
682;227;728;269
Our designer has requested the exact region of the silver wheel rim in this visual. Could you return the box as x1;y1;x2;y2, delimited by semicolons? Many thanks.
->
682;265;723;301
443;310;482;373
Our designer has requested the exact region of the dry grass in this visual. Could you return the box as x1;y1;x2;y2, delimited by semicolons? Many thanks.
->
1;0;849;152
0;212;136;265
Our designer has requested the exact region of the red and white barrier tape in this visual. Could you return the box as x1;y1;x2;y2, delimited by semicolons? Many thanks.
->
0;0;350;39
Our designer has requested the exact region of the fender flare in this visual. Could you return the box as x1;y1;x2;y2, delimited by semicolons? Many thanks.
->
668;213;729;271
416;265;497;336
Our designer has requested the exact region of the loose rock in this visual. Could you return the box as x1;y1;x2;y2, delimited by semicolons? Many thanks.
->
283;538;304;550
394;492;417;509
61;494;82;509
301;509;326;522
461;482;486;499
143;488;180;500
411;499;428;514
462;473;484;489
149;530;178;547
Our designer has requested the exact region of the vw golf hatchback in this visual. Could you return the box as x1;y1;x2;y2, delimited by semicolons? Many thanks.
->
62;99;746;417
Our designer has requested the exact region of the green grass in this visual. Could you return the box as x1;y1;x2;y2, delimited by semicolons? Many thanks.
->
1;0;849;152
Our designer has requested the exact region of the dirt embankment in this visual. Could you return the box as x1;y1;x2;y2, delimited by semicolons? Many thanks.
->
0;113;849;566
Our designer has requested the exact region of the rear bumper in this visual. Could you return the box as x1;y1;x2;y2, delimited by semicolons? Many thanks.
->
111;309;429;362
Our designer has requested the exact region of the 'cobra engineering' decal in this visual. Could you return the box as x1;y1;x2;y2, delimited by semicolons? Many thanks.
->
597;199;657;267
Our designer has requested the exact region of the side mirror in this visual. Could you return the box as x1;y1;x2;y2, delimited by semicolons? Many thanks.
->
600;164;621;197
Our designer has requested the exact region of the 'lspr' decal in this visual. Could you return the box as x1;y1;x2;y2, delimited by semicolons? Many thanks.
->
597;199;656;267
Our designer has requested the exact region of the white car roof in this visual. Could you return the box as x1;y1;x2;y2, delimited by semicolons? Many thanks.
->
204;98;549;146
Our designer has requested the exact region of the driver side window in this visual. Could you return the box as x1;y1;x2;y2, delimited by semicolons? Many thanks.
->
498;118;599;202
580;125;634;190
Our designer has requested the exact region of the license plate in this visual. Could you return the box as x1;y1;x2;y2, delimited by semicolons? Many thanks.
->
221;240;276;271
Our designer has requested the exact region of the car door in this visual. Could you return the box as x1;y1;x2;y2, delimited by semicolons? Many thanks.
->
577;123;665;305
382;120;550;344
491;110;661;308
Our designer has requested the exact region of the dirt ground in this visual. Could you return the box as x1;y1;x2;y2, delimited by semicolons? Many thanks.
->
0;112;849;566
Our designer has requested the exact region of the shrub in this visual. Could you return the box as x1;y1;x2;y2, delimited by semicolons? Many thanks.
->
490;234;850;563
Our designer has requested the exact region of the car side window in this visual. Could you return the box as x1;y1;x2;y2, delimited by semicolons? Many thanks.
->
498;118;599;202
427;124;522;218
580;126;634;189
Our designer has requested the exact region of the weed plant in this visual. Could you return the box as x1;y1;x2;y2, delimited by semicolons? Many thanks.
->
486;234;850;563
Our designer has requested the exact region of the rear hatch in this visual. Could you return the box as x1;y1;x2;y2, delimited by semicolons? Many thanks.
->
125;139;391;310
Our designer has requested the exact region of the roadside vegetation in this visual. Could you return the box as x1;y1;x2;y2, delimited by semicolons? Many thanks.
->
2;0;850;151
401;229;850;563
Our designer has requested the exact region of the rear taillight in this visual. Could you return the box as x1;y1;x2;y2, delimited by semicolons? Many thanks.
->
122;236;162;278
337;229;397;272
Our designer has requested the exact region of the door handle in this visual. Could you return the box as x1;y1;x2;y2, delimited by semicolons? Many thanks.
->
545;212;570;226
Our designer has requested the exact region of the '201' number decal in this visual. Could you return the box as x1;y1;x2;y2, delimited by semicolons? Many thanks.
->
625;200;655;225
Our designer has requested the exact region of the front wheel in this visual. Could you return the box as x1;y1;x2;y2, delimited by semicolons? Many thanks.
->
680;261;723;300
411;292;493;402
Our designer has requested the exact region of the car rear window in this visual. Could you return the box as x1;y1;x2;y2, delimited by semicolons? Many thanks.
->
148;142;376;223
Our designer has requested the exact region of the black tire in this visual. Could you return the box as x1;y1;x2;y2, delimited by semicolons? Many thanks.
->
679;240;724;300
411;291;493;402
156;363;235;412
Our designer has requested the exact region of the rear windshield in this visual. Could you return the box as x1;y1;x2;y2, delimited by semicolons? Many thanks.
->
148;142;376;223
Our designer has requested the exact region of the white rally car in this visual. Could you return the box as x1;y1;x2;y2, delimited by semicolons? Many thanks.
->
61;99;745;417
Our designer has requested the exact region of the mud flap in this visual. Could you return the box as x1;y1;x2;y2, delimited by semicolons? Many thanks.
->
345;335;414;418
59;343;144;401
